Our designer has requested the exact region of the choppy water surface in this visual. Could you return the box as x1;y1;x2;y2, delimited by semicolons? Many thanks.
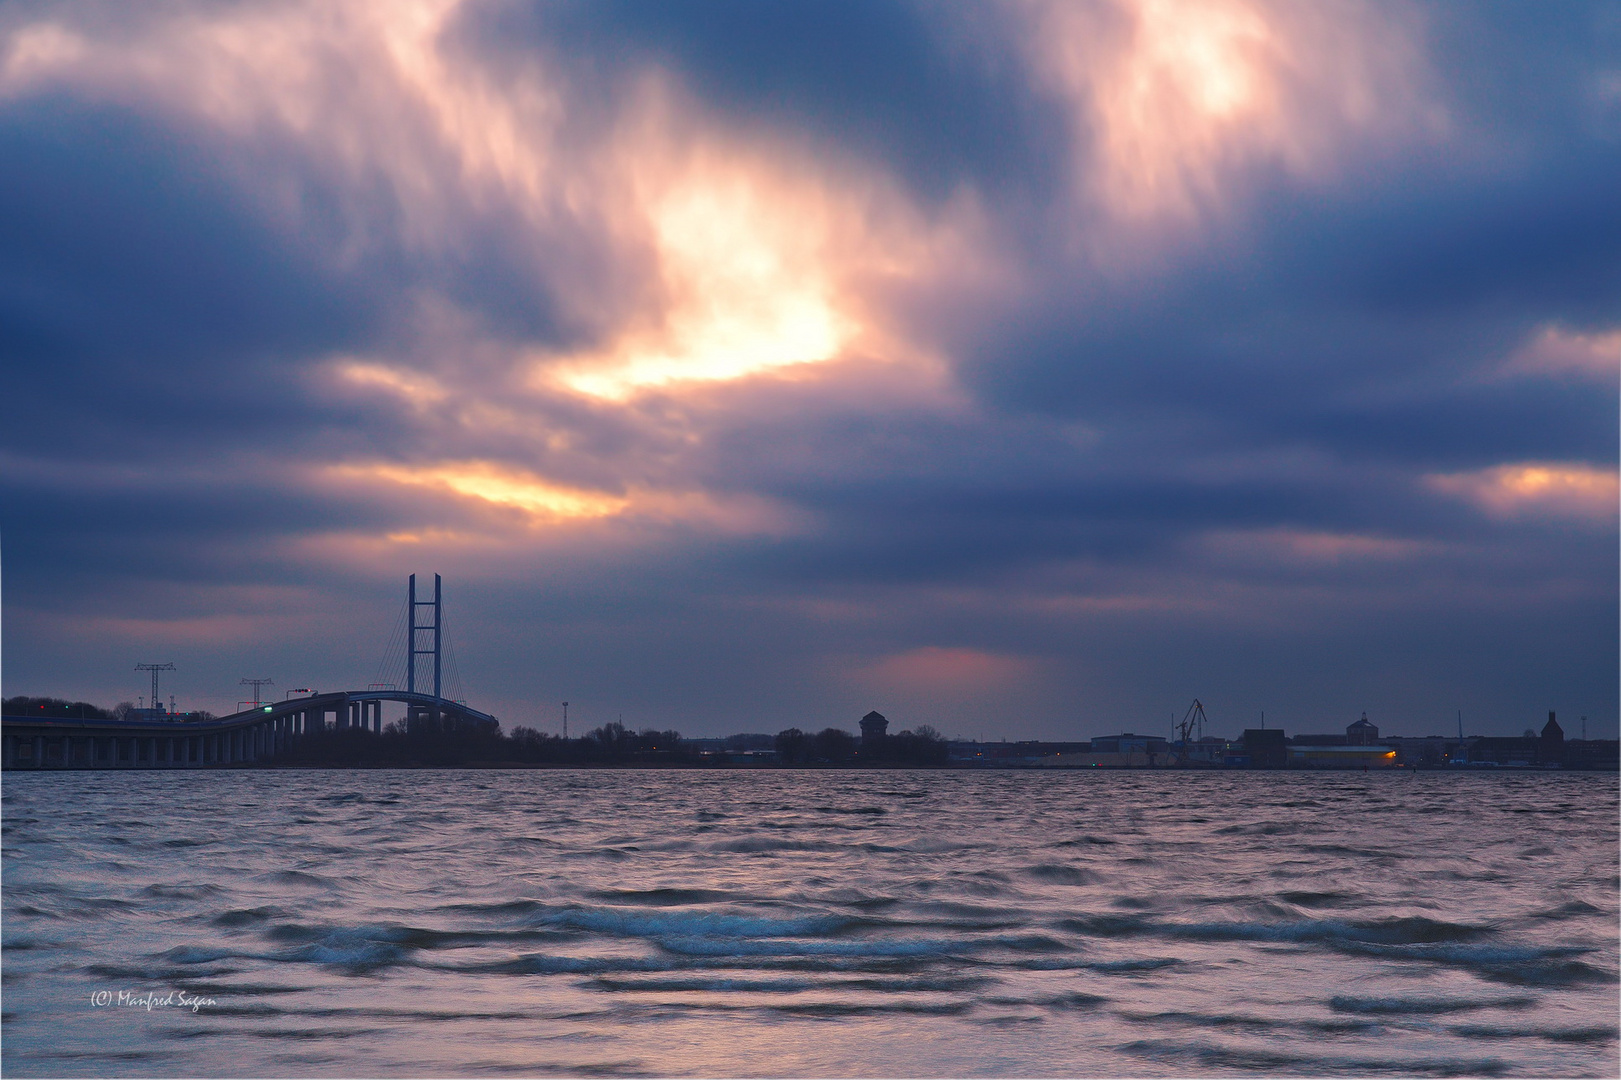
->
3;769;1617;1077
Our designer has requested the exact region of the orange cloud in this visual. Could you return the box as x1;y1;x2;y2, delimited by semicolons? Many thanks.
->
322;460;805;537
546;145;855;399
333;360;450;410
37;611;267;647
1500;324;1621;381
1428;463;1620;522
1201;527;1431;564
536;84;984;401
1026;0;1436;223
860;646;1037;693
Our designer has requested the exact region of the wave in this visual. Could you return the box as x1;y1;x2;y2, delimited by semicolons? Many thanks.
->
1057;912;1497;947
985;991;1109;1010
1276;889;1356;908
587;888;736;907
1448;1023;1619;1044
1022;863;1100;885
533;907;855;939
1118;1038;1512;1076
1054;913;1154;937
831;975;999;992
1330;942;1612;986
211;906;288;928
766;1001;972;1018
160;945;240;964
254;922;522;971
1164;915;1492;945
1084;957;1182;973
1119;1008;1281;1031
1049;912;1612;986
1214;821;1301;836
1329;994;1537;1015
583;976;816;993
432;898;548;917
261;870;339;890
268;927;413;971
140;883;224;899
454;953;678;975
0;937;57;951
654;935;965;959
84;960;241;981
1529;899;1606;921
709;837;901;854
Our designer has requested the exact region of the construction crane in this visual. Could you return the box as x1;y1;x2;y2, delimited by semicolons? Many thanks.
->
1177;699;1208;744
1170;699;1209;764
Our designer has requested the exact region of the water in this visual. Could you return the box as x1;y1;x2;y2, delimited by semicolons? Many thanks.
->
3;769;1616;1077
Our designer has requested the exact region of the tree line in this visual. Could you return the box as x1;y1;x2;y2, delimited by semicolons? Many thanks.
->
774;725;948;765
4;696;951;768
274;717;949;768
2;696;216;722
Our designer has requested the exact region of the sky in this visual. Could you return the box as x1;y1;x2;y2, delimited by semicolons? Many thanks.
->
1;0;1616;741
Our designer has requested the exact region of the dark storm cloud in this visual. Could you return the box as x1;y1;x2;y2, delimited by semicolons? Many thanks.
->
0;98;368;411
1275;149;1621;321
940;136;1621;544
1418;1;1621;138
456;0;1072;206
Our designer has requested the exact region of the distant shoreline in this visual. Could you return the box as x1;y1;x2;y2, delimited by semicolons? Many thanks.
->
9;761;1615;773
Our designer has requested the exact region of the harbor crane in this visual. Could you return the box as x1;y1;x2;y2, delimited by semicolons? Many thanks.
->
1171;698;1209;764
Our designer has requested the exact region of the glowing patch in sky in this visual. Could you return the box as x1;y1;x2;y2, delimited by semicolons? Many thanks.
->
1429;463;1620;521
1;22;87;81
862;647;1035;692
326;460;808;537
1203;527;1429;563
551;164;853;400
1503;324;1621;380
1031;0;1428;220
336;361;449;409
337;462;629;521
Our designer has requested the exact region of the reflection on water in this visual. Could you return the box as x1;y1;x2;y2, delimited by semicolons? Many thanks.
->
3;769;1617;1077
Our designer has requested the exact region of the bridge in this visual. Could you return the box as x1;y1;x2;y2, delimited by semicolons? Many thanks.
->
2;575;498;770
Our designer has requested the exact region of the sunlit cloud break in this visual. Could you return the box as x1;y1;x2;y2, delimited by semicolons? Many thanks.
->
1428;463;1620;522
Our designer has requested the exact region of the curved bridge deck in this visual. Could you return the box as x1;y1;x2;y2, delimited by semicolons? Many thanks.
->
2;691;497;770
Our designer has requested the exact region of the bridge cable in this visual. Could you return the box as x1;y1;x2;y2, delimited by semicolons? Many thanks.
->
440;603;468;704
371;599;410;692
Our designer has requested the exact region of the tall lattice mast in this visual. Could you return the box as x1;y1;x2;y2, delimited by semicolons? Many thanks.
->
135;662;175;714
408;573;442;700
